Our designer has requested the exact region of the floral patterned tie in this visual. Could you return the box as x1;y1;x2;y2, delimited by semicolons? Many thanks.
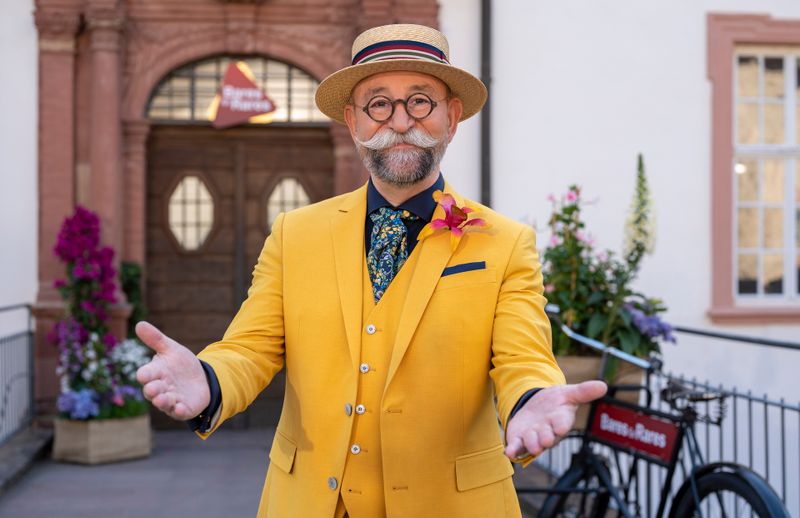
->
367;207;419;303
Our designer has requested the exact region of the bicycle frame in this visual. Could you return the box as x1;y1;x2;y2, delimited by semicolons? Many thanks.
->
582;392;705;518
530;305;787;518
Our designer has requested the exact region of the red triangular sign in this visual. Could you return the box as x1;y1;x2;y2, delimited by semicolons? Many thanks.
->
212;62;276;129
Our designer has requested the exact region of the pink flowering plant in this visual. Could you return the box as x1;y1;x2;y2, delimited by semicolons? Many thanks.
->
49;206;150;420
542;155;675;359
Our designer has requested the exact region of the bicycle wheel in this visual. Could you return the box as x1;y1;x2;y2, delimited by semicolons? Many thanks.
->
669;471;788;518
538;461;611;518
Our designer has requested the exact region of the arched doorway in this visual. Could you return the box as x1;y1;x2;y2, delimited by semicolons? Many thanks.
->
144;55;334;428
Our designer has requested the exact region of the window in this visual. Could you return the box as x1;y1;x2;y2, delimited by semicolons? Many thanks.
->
168;175;215;251
266;177;310;229
146;56;329;123
708;14;800;323
734;50;800;301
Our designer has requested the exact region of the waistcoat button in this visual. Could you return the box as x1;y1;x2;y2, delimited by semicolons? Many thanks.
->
359;363;370;373
365;324;376;334
345;403;353;416
328;477;338;490
355;404;366;414
350;444;361;455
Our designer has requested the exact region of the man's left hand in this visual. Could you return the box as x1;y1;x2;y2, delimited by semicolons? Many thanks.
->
504;381;607;459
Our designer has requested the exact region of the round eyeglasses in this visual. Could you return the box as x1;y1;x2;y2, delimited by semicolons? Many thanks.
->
360;93;444;123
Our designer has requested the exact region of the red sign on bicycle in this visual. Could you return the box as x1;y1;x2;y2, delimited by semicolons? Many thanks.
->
588;399;682;465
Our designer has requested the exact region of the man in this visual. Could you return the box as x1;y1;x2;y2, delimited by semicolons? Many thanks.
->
136;24;606;518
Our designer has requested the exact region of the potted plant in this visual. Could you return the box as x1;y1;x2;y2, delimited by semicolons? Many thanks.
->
49;206;152;464
541;156;675;426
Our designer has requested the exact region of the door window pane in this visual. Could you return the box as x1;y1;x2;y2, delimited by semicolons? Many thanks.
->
266;178;311;229
737;56;759;97
764;103;784;144
737;254;758;294
736;159;758;202
763;254;784;294
147;56;328;124
763;160;784;203
737;208;759;248
168;175;215;251
796;209;800;247
736;103;759;144
763;208;783;248
763;57;784;98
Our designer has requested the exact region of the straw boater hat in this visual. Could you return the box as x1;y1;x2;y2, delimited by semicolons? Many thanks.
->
315;24;487;124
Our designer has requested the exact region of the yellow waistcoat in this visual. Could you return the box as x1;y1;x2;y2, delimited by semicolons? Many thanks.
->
197;181;565;518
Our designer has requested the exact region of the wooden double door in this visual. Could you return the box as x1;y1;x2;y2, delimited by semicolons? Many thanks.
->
146;125;333;428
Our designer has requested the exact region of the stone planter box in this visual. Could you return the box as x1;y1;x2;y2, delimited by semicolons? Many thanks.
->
556;355;644;430
52;413;152;464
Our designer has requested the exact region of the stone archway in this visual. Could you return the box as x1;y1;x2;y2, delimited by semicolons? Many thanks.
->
121;29;364;266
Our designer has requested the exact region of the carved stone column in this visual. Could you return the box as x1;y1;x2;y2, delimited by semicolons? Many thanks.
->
122;119;151;265
86;4;131;345
330;123;368;194
32;7;80;417
87;5;125;258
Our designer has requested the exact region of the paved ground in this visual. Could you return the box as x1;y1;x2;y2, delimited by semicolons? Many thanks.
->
0;428;272;518
0;426;549;517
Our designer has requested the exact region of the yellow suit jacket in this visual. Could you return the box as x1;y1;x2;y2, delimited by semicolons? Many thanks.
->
197;181;565;517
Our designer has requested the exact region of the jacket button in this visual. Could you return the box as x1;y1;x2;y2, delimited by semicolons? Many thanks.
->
359;363;370;373
350;444;361;455
365;324;376;334
355;404;366;414
328;477;338;490
345;403;353;416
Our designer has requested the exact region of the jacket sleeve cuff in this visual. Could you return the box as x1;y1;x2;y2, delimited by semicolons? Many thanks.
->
508;388;542;421
187;360;222;433
506;388;543;467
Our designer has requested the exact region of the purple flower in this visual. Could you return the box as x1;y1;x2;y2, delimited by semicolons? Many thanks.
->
102;332;117;349
57;388;100;420
624;304;676;343
54;207;101;263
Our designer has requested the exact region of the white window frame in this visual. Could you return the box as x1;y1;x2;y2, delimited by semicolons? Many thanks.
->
733;48;799;305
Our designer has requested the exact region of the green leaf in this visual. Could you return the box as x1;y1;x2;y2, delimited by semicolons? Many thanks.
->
618;328;642;355
586;313;608;339
586;291;605;306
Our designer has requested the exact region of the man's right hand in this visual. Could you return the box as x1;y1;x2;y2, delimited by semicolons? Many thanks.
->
135;321;211;421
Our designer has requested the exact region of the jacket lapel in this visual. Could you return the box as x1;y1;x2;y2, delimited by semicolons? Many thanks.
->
385;182;464;389
331;184;368;372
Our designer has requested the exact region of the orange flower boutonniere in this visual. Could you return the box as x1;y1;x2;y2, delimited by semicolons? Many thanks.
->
418;190;489;250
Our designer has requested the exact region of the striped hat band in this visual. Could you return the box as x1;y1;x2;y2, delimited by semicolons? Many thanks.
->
352;40;450;66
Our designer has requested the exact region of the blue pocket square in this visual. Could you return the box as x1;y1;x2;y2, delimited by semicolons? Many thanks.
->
442;261;486;277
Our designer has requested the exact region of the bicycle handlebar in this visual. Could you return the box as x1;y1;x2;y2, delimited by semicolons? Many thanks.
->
661;380;727;406
545;303;654;372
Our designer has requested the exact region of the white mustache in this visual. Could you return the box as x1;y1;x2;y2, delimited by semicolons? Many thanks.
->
355;127;441;151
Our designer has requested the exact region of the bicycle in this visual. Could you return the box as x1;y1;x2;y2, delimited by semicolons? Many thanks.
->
528;305;789;518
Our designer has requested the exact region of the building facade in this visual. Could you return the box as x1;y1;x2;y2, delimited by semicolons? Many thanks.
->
3;0;798;423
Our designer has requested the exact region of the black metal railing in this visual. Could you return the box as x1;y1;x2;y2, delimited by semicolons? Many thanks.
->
0;304;34;447
529;312;800;517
